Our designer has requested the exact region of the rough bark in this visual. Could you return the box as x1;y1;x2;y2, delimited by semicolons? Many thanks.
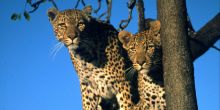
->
136;0;146;32
190;13;220;61
157;0;198;110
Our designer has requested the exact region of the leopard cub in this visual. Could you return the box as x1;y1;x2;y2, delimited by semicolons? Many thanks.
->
119;20;166;110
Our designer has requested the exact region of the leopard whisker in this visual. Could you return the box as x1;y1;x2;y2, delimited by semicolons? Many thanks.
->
125;66;133;72
129;68;136;81
50;42;62;55
50;42;64;60
79;40;90;47
81;37;90;40
80;40;90;43
126;66;136;80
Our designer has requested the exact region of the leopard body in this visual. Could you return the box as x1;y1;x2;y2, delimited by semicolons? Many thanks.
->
118;20;166;110
47;6;144;110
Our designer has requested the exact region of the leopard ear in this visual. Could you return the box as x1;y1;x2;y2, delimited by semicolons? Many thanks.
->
150;20;161;33
151;20;161;46
145;18;155;29
118;30;133;49
83;5;92;21
154;35;161;47
47;8;59;22
83;5;93;15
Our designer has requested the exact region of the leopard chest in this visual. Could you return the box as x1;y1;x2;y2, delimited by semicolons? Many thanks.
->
69;50;126;99
138;71;166;108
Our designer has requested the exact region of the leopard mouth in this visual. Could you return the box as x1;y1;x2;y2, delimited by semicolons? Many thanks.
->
67;38;79;50
133;63;149;74
133;63;142;71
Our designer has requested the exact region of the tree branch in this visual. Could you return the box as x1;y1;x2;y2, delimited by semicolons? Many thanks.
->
94;0;102;13
190;13;220;61
98;0;112;23
49;0;58;9
106;0;112;23
75;0;85;9
27;0;46;13
119;0;136;30
136;0;146;32
212;45;220;51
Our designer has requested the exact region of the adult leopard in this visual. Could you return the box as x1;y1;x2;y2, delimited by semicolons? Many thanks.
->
47;6;143;110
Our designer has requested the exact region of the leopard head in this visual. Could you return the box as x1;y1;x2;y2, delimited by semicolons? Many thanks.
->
118;20;161;74
47;6;93;53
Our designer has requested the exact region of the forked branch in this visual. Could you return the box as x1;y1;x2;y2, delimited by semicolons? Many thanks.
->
26;0;47;13
119;0;136;30
190;13;220;61
75;0;86;9
94;0;102;13
49;0;58;9
97;0;112;23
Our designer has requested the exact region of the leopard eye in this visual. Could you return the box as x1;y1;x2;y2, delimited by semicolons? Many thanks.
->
129;44;134;49
131;48;135;52
77;21;85;31
58;23;66;28
78;23;84;28
128;49;135;59
147;44;155;55
148;44;154;48
129;47;136;53
77;20;84;26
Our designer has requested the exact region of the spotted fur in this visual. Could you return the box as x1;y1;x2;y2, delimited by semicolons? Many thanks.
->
118;20;166;110
47;6;145;110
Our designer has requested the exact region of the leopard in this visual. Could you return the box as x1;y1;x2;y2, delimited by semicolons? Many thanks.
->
47;6;144;110
118;19;166;110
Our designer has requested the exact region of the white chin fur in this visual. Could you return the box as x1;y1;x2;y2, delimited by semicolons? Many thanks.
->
68;44;78;51
139;69;149;74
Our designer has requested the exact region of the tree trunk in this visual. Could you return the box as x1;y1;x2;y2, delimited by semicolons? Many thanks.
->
157;0;198;110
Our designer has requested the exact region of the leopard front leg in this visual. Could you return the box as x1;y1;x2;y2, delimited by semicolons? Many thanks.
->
114;81;134;110
80;83;102;110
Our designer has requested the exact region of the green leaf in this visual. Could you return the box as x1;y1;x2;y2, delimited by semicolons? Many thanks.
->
24;11;30;21
26;0;31;4
17;14;21;20
11;13;18;20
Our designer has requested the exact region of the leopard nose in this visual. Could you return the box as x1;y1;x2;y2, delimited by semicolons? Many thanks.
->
67;33;76;40
137;58;145;66
134;55;145;66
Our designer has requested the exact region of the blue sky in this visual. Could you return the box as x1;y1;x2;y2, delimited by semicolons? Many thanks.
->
0;0;219;110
